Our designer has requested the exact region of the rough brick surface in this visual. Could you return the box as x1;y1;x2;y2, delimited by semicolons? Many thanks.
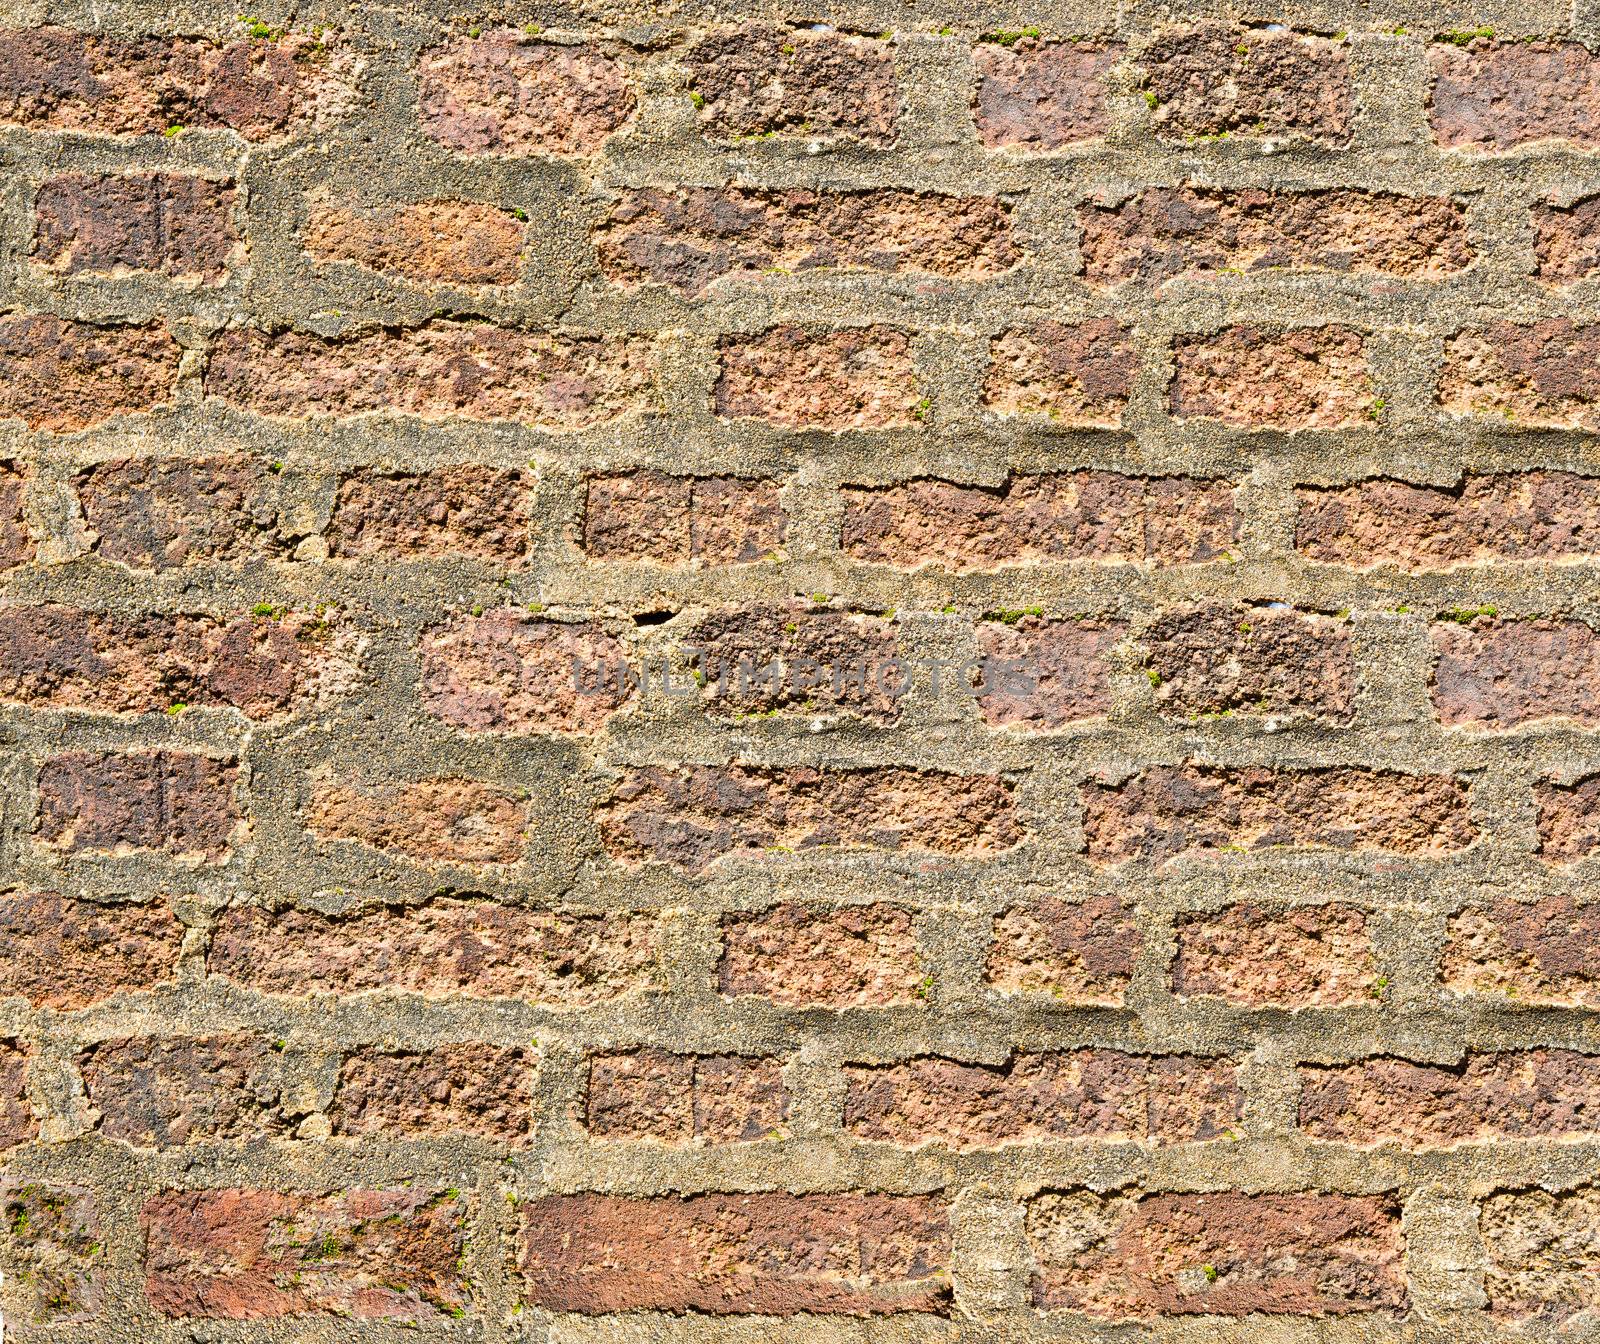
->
716;326;918;429
0;893;183;1008
143;1188;468;1320
973;40;1118;149
982;320;1137;424
0;460;30;569
1441;320;1600;427
1481;1187;1600;1323
1433;617;1600;729
325;466;529;561
1171;325;1372;429
1027;1189;1403;1316
305;199;524;284
82;1036;296;1146
582;471;787;563
33;173;237;280
1431;41;1600;151
985;896;1142;1002
841;473;1238;569
1;1183;101;1326
1444;896;1600;1004
1535;776;1600;863
0;1042;33;1149
519;1193;950;1313
585;1050;789;1141
720;903;922;1007
35;750;241;860
306;775;527;863
975;616;1122;728
1533;196;1600;283
1173;903;1375;1006
208;898;657;1004
330;1045;533;1141
0;316;179;431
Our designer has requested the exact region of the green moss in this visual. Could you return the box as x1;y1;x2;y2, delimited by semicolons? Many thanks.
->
1438;604;1497;623
1143;89;1159;109
979;26;1041;45
1438;26;1494;44
984;605;1044;625
163;124;185;137
1203;1264;1219;1283
689;90;705;110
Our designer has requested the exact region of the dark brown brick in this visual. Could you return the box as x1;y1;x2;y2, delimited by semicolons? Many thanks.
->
82;1036;296;1146
0;316;179;431
33;172;237;281
326;466;530;561
975;616;1123;728
36;750;240;861
331;1045;533;1141
974;39;1118;149
0;893;183;1009
983;320;1137;424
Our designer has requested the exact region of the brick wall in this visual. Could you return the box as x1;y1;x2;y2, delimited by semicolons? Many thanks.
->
0;2;1598;1339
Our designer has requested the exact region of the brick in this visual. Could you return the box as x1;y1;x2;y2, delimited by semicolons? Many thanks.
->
1481;1187;1600;1323
585;1050;789;1141
716;326;918;430
421;609;632;733
1141;24;1351;142
305;199;524;284
985;896;1141;1002
596;186;1019;295
1444;896;1600;1004
582;471;787;563
33;172;235;282
1027;1189;1403;1316
205;324;652;429
1431;40;1600;151
1433;617;1600;729
0;460;30;569
0;26;345;138
1171;325;1371;429
1300;1050;1600;1147
974;39;1118;149
36;750;240;861
417;32;634;155
982;320;1137;424
1536;775;1600;863
76;455;293;570
975;616;1122;728
520;1193;950;1314
1145;604;1355;720
1084;765;1474;865
1081;186;1471;286
208;897;657;1005
143;1188;468;1320
306;776;526;863
0;1041;31;1149
330;1045;533;1141
686;25;897;144
82;1036;295;1146
326;466;529;561
1174;903;1375;1007
1296;473;1600;570
0;605;345;718
1440;320;1600;427
720;903;921;1007
844;1051;1240;1147
600;765;1022;871
1534;196;1600;283
0;315;179;431
688;603;901;720
841;472;1239;569
1;1183;101;1326
0;892;183;1008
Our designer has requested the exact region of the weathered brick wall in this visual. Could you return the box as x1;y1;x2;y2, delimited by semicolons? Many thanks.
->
2;0;1600;1338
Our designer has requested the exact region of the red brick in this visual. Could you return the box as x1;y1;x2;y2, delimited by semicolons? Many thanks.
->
841;472;1239;569
1174;903;1375;1007
330;1045;533;1141
1431;40;1600;151
208;897;657;1005
585;1050;789;1141
0;26;346;138
519;1193;949;1314
1536;775;1600;863
582;471;787;563
1441;320;1600;427
985;895;1142;1002
0;892;183;1008
417;32;634;155
720;903;921;1007
81;1036;294;1146
1433;617;1600;729
0;605;344;718
1481;1187;1600;1323
76;455;292;571
419;609;632;733
1296;473;1600;569
1;1182;101;1325
1171;325;1372;429
844;1051;1240;1147
33;172;236;281
36;750;240;861
1444;895;1600;1005
1027;1189;1403;1316
205;324;652;428
0;1041;31;1149
686;25;898;144
143;1188;468;1320
716;326;918;430
326;466;530;560
596;186;1018;295
1141;24;1351;142
1535;195;1600;283
1081;186;1471;286
0;315;179;431
976;616;1122;728
0;460;30;569
1145;604;1355;720
1300;1050;1600;1147
1084;765;1474;865
983;320;1137;424
974;39;1118;149
304;199;524;284
600;765;1022;872
305;775;526;864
